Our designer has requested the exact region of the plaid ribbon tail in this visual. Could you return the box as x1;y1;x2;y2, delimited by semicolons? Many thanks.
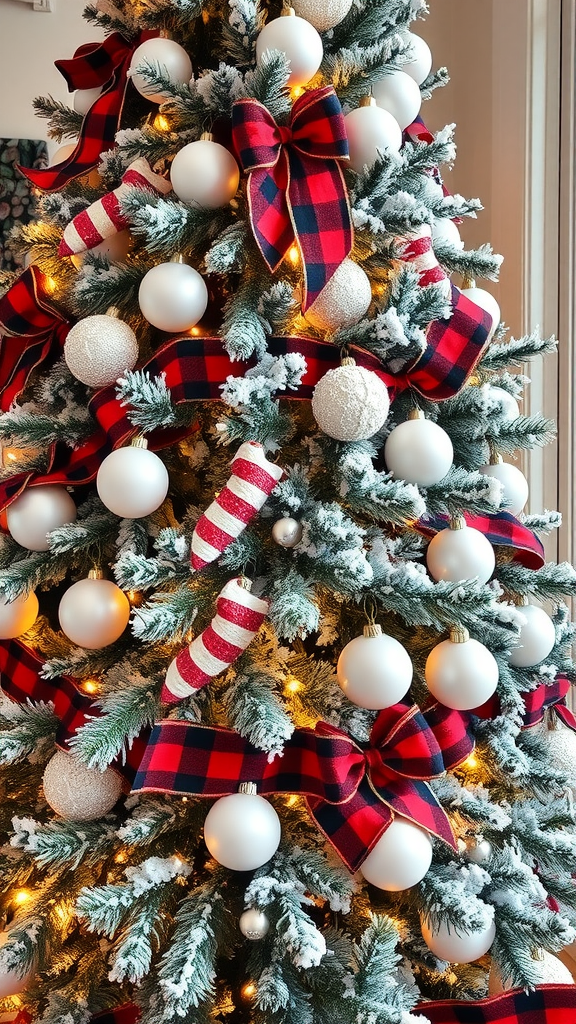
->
417;983;576;1023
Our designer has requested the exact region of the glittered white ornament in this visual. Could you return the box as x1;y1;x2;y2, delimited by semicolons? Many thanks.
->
43;748;123;821
461;286;501;340
239;909;270;940
508;604;556;668
64;310;139;388
97;438;169;519
402;32;433;85
360;818;433;891
489;951;574;995
466;837;492;866
71;229;132;269
479;460;529;516
337;624;413;710
345;99;402;173
543;724;576;778
0;930;35;998
384;412;453;487
312;359;390;441
425;627;499;711
432;217;464;250
304;258;372;333
489;386;520;422
421;913;496;963
170;137;240;209
0;591;39;640
256;11;323;87
204;785;281;871
7;485;77;552
426;520;495;585
128;37;192;104
272;517;303;548
138;260;208;332
372;70;422;130
73;87;102;115
291;0;352;31
58;571;131;649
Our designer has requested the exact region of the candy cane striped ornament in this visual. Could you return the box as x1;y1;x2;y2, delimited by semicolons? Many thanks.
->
58;157;172;257
191;441;283;571
398;223;452;299
162;577;269;704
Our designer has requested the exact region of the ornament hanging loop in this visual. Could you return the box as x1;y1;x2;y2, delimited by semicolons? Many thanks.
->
363;594;379;628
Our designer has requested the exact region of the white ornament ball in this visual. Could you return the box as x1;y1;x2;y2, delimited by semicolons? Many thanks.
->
384;416;453;487
360;818;433;891
543;725;576;778
372;69;422;130
337;626;413;710
7;485;77;552
170;140;240;209
344;104;403;173
466;838;492;865
0;590;39;640
272;517;303;548
128;37;192;104
138;261;208;332
425;634;499;711
508;604;556;668
432;217;464;250
479;461;529;516
461;286;501;340
489;386;520;422
489;951;574;995
239;909;270;940
204;791;281;871
58;576;131;649
304;258;372;333
71;229;132;269
291;0;353;31
421;914;496;963
426;524;495;585
0;931;35;998
96;444;169;519
64;313;139;388
402;32;433;85
43;749;123;820
73;87;102;116
312;362;390;441
256;15;323;88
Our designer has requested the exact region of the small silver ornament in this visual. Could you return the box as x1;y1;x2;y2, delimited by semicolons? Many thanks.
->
272;517;303;548
239;909;270;940
466;837;492;865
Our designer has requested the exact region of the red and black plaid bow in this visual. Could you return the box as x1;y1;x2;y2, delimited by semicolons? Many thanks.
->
133;700;474;871
19;31;157;192
476;676;576;731
232;87;352;310
417;984;576;1024
417;511;546;571
0;266;71;411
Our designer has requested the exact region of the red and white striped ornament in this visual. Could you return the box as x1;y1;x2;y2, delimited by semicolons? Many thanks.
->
58;157;172;257
191;441;283;571
161;577;269;704
397;223;452;299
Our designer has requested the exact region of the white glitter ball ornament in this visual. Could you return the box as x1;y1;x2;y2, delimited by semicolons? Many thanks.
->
239;909;270;940
128;37;192;104
489;951;574;995
489;386;520;422
7;485;77;552
426;519;495;585
97;438;169;519
425;627;499;711
543;724;576;779
345;99;402;173
360;818;433;891
372;69;422;130
402;31;433;85
384;411;453;487
421;912;496;963
272;517;303;548
43;748;123;820
138;260;208;332
0;591;39;639
58;571;131;649
0;931;35;998
312;359;390;441
304;258;372;333
337;624;413;709
291;0;352;31
170;136;240;209
479;459;529;516
256;10;323;88
64;310;139;388
461;285;501;341
204;786;281;871
508;603;556;668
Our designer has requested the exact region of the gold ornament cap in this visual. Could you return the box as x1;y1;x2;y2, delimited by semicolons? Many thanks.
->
105;306;121;318
88;567;104;580
449;515;466;531
360;95;377;108
131;436;149;450
170;253;186;264
408;408;425;421
281;6;296;14
514;594;530;607
449;625;470;644
200;131;214;142
363;623;382;638
238;576;253;592
489;450;503;466
239;782;258;795
341;356;356;367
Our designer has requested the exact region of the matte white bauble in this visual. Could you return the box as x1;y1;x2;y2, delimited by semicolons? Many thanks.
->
337;625;413;709
42;749;123;820
402;32;433;85
384;414;453;487
304;258;372;333
489;951;574;995
203;789;281;871
64;312;139;388
96;441;169;519
312;360;390;441
138;261;208;332
543;725;576;778
7;485;77;552
425;630;499;711
58;574;131;649
426;522;495;585
291;0;353;31
256;13;323;88
239;909;270;940
71;229;132;269
421;914;496;963
372;70;422;130
272;517;303;548
0;591;39;640
73;87;102;115
432;218;464;250
489;386;520;422
128;37;192;104
0;931;35;998
479;461;529;516
466;838;492;866
360;818;433;891
508;604;555;668
170;139;240;209
345;102;403;173
461;286;501;340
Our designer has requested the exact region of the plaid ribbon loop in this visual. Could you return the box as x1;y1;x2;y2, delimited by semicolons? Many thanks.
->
418;983;576;1023
232;86;353;310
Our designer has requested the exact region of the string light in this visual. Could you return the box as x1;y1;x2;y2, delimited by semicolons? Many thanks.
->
44;277;57;295
461;752;478;770
285;794;299;807
288;244;300;266
188;326;202;336
13;889;31;906
154;114;170;131
80;678;100;695
240;982;257;1001
114;851;128;864
284;675;302;695
126;590;144;608
291;86;304;100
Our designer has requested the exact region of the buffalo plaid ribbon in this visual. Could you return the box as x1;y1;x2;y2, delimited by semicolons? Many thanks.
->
232;87;352;310
416;984;576;1023
475;676;576;731
19;31;158;192
0;265;71;411
416;511;545;572
132;700;475;871
0;638;148;787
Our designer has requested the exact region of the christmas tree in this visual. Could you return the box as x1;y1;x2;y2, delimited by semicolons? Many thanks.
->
0;2;576;1023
